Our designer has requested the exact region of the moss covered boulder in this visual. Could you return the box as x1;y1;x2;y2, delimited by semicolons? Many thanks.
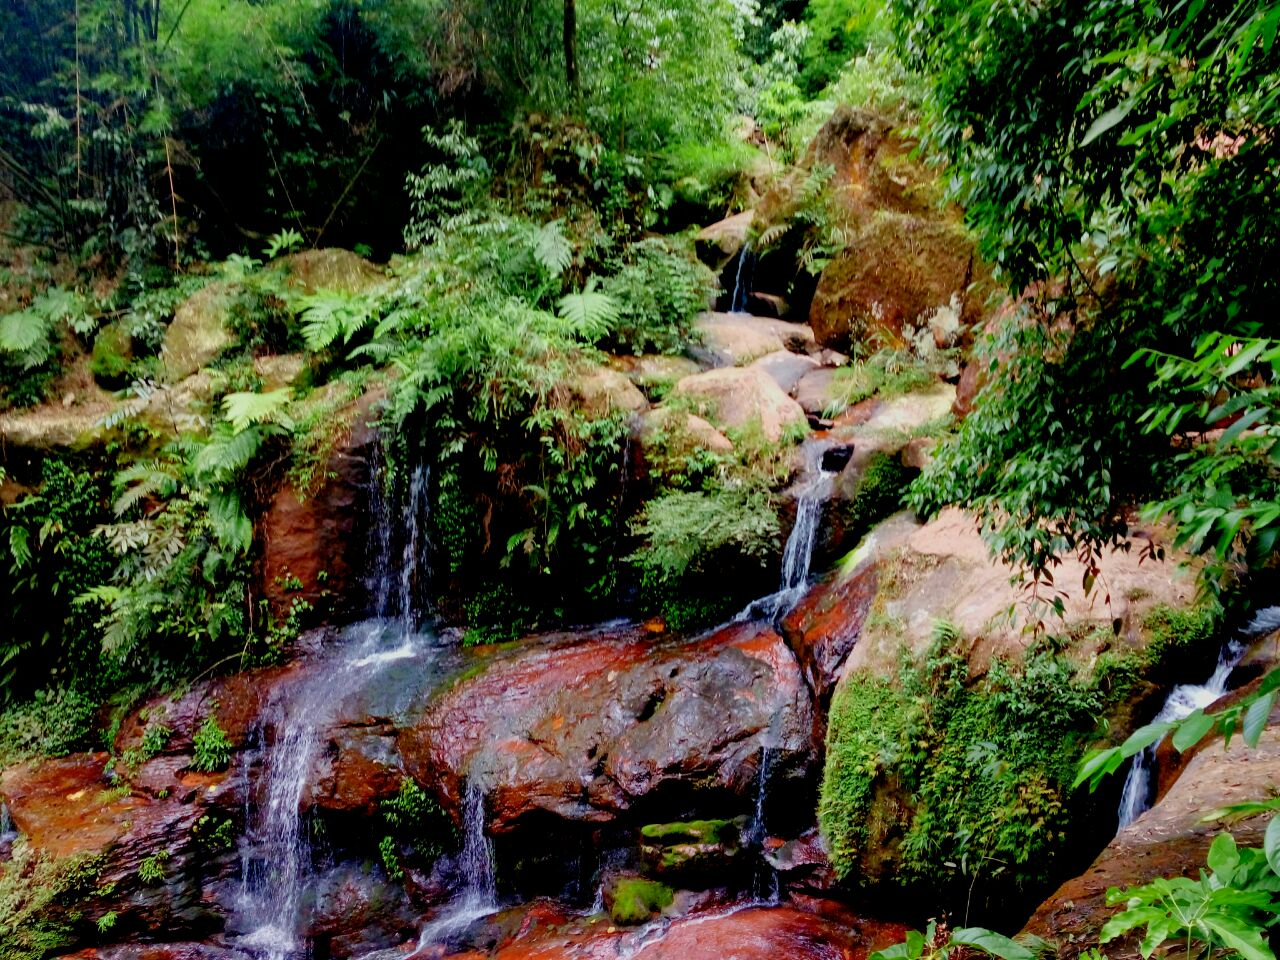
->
604;876;674;924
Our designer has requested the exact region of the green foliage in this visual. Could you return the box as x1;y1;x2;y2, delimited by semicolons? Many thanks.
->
90;324;134;390
1;461;116;703
895;0;1280;593
599;237;715;354
0;288;90;408
821;636;1107;897
0;844;102;960
191;813;237;855
137;850;169;885
842;451;913;544
629;485;780;627
870;920;1040;960
1099;830;1280;960
608;877;674;924
190;714;234;773
0;688;100;768
381;778;455;862
801;0;889;92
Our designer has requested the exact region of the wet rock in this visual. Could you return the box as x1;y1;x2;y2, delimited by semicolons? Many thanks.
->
781;564;880;706
670;366;807;443
0;754;234;943
1022;687;1280;958
695;313;817;366
258;388;384;621
60;946;250;960
304;863;422;958
639;819;745;885
749;350;821;395
794;369;840;417
952;359;984;419
397;621;813;832
609;355;705;398
746;292;790;319
447;902;911;960
767;829;839;896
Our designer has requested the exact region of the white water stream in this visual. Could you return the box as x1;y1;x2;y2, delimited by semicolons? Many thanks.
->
1116;604;1280;828
737;443;838;622
234;464;437;959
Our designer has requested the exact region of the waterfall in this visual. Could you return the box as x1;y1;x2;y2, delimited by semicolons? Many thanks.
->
233;462;434;959
413;781;498;951
0;801;14;844
749;747;780;904
729;246;755;314
737;443;838;622
1116;605;1280;828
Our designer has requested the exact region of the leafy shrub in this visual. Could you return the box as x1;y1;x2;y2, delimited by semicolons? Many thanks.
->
89;324;134;390
0;688;100;767
381;778;455;861
0;844;102;960
600;238;715;354
629;485;780;629
190;714;234;773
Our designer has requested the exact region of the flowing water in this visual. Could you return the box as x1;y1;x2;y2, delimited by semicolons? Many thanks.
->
233;464;442;959
729;246;756;314
0;801;14;845
748;746;781;904
737;443;838;622
412;781;499;952
1116;604;1280;828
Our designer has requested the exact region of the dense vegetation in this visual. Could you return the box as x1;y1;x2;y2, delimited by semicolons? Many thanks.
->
2;0;1279;955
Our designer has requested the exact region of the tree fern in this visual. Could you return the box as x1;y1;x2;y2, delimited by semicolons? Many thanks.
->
0;308;51;355
208;490;252;554
112;461;181;517
194;426;266;481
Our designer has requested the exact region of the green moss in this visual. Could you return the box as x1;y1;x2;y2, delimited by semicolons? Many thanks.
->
820;635;1105;895
607;877;674;924
90;323;134;389
840;451;914;547
640;819;734;845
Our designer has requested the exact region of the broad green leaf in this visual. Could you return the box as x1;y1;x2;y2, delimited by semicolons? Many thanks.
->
1243;691;1276;748
1081;99;1137;146
1201;913;1277;960
1266;815;1280;877
950;928;1035;960
1207;831;1240;878
1173;709;1216;752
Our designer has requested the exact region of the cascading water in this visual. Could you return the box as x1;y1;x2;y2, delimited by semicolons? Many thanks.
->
1116;604;1280;828
748;746;780;904
738;443;838;622
233;464;434;959
729;246;756;314
412;781;499;951
0;800;15;845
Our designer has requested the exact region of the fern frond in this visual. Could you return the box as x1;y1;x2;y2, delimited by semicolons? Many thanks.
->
0;309;49;354
221;388;294;433
532;220;573;277
194;426;264;480
208;489;253;554
556;281;619;342
297;290;376;352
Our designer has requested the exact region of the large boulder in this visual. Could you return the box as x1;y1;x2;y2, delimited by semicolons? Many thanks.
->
568;365;650;418
695;313;817;367
695;210;756;269
396;621;813;832
161;282;236;382
808;214;981;353
275;249;384;296
750;350;821;395
670;366;808;443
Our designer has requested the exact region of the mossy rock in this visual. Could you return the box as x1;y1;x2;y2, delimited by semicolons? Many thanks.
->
89;323;134;390
604;876;674;925
640;818;738;846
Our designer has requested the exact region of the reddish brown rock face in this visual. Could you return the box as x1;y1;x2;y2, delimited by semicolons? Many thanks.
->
437;902;910;960
782;565;879;710
398;621;813;831
258;389;384;623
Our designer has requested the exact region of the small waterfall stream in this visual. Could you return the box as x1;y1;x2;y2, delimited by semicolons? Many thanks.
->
729;246;756;314
737;443;838;622
234;464;435;959
1116;604;1280;828
748;746;780;904
413;781;499;951
0;801;14;845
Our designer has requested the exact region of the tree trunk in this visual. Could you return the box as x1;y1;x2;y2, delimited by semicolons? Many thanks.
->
563;0;578;95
